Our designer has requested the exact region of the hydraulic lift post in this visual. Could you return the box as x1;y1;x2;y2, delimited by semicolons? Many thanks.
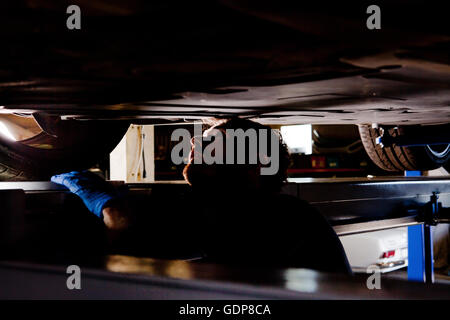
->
408;225;434;283
407;190;450;283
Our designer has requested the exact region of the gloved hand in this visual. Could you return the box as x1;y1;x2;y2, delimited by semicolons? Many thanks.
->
51;171;117;218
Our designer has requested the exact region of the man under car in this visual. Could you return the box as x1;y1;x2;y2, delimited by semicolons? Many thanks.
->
51;118;351;274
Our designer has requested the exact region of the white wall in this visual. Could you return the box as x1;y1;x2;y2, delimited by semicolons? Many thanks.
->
110;125;155;183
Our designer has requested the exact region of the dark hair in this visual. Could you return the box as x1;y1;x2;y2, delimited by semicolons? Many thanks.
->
183;118;290;194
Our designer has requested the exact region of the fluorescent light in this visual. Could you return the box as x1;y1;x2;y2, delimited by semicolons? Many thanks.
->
281;124;312;155
0;121;16;141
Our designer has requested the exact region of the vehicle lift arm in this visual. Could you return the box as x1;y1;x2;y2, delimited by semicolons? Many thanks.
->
409;193;450;283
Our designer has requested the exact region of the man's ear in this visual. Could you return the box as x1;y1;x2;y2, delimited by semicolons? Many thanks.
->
182;163;193;185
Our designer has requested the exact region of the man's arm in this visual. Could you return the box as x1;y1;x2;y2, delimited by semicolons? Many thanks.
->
102;206;131;231
51;171;131;233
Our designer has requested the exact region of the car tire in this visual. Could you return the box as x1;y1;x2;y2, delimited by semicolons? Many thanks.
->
358;125;450;172
0;120;128;180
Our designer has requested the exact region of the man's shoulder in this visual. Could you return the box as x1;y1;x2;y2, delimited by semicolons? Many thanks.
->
271;193;316;212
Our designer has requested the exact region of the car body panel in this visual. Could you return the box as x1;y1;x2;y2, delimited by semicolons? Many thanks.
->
340;227;408;273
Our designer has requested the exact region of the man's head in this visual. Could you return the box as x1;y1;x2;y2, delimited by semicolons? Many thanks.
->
183;118;290;194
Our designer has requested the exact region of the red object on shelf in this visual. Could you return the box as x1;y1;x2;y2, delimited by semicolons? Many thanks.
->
311;156;326;169
288;168;364;173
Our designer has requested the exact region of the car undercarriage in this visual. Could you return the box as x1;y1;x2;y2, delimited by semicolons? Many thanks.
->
0;1;449;178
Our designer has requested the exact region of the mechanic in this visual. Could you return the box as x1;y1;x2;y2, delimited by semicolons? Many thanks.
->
51;118;351;274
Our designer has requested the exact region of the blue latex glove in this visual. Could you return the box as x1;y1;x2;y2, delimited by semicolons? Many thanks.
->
51;171;117;218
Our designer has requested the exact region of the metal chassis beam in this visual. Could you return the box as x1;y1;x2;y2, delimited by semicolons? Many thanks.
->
333;216;420;236
375;124;450;148
2;178;450;234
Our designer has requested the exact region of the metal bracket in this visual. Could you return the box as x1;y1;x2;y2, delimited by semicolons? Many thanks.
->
417;192;450;226
376;126;450;148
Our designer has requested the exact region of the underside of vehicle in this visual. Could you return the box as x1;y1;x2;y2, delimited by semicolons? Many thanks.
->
0;0;449;178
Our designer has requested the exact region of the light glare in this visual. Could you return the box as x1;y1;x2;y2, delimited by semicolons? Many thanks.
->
0;121;16;141
281;124;312;155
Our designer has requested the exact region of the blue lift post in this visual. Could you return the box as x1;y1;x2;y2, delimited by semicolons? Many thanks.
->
408;225;434;283
405;170;434;283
